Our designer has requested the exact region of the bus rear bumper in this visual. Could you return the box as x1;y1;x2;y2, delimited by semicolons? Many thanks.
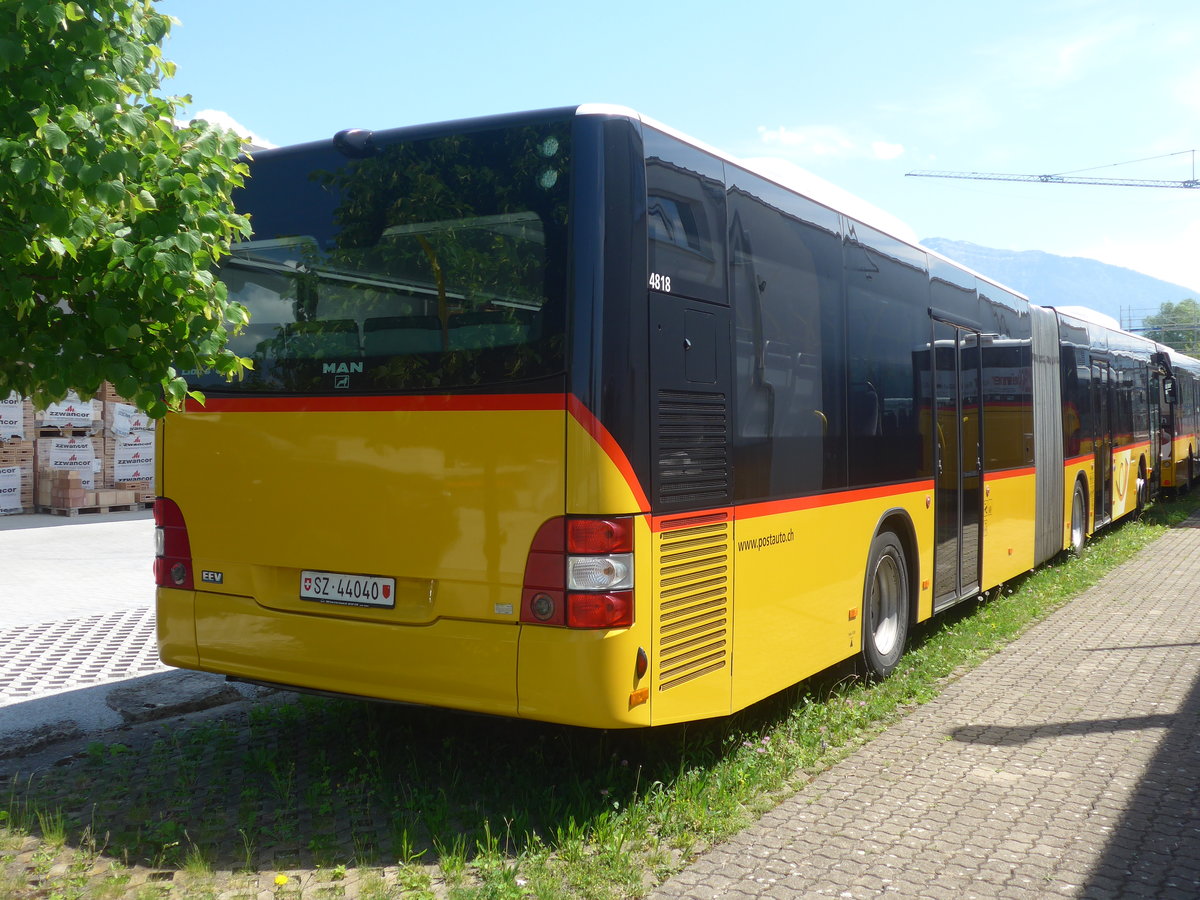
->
157;588;655;728
158;588;521;718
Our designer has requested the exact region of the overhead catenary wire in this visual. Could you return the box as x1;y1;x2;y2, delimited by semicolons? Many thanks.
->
907;149;1199;189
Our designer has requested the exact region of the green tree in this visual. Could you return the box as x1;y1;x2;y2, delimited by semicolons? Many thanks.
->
0;0;252;416
1141;298;1200;355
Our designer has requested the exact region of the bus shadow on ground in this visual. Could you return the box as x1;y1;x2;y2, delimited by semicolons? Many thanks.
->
1081;662;1200;895
948;662;1200;894
2;685;771;874
0;651;869;876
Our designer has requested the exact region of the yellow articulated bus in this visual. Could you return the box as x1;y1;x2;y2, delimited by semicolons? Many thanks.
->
155;105;1200;728
1156;348;1200;492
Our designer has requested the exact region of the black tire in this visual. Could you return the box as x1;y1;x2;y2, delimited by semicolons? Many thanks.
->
1070;480;1087;554
861;531;909;679
1135;461;1148;518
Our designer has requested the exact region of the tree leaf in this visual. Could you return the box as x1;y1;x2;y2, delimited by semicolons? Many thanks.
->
0;38;21;72
9;156;39;183
96;181;126;205
42;122;69;150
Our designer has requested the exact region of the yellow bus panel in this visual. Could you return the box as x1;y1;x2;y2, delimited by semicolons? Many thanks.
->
982;469;1036;588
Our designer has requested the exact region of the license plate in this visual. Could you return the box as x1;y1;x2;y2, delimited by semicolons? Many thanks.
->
301;570;396;608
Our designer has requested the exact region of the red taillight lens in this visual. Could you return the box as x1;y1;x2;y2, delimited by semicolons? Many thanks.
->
566;591;634;629
154;497;193;589
522;516;635;629
521;518;566;626
567;518;633;553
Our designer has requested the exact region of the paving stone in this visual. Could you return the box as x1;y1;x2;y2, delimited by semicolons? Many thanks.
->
0;606;166;704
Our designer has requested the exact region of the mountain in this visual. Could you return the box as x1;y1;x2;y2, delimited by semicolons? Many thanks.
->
921;238;1196;327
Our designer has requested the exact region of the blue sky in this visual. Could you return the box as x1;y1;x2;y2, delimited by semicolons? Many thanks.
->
160;0;1200;299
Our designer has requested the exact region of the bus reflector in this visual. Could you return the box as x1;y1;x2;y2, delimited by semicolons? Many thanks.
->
522;516;635;629
154;497;194;590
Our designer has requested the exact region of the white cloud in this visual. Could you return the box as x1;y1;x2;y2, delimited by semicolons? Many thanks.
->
871;141;906;161
756;124;904;163
757;124;853;158
188;109;276;149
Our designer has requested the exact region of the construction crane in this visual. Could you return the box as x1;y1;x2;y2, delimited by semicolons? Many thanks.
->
907;149;1199;189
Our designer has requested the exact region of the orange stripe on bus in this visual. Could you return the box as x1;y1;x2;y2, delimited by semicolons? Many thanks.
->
984;466;1036;482
184;394;566;414
565;396;651;512
733;480;935;523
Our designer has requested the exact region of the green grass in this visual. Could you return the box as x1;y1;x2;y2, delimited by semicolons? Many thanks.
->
3;493;1198;900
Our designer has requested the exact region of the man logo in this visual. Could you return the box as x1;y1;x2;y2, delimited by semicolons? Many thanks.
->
334;375;350;389
323;362;363;374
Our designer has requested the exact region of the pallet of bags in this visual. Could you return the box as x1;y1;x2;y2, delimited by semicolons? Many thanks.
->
0;446;34;515
1;393;35;441
1;394;36;515
101;392;156;501
35;390;102;436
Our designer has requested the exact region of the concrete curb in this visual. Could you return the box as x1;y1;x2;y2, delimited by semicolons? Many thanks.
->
0;670;267;764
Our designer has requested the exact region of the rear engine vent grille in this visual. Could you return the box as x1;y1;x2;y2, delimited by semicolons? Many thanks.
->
656;389;730;508
656;513;731;691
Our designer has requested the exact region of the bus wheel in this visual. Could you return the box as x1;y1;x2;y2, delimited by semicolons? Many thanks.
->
1135;462;1148;517
861;531;909;679
1070;480;1087;554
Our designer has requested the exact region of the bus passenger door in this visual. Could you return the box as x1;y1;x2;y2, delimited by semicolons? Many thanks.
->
932;320;983;612
1148;366;1161;495
1092;358;1113;527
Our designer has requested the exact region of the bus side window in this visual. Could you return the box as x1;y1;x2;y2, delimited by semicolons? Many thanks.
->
849;381;882;436
727;168;844;499
644;127;726;305
845;225;930;487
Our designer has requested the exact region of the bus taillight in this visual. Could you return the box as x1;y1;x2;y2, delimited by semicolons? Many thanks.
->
521;516;635;629
565;591;634;629
154;497;194;590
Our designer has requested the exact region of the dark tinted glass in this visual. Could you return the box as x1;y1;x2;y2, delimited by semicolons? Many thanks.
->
728;169;845;499
1058;318;1093;457
978;285;1033;469
192;117;572;394
844;224;931;486
644;128;726;304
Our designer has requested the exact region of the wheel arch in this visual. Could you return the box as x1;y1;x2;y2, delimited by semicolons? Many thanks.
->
870;507;920;627
1070;472;1090;551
